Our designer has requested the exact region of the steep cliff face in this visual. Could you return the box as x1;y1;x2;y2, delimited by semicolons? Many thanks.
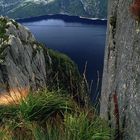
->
100;0;140;139
0;17;82;104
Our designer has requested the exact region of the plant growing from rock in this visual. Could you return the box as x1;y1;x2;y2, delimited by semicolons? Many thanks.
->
130;0;140;21
130;0;140;32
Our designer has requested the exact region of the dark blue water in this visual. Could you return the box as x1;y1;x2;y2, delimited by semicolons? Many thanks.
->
18;15;107;101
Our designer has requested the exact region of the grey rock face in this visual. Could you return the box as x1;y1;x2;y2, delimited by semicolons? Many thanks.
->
100;0;140;139
0;17;81;97
0;17;47;92
80;0;100;17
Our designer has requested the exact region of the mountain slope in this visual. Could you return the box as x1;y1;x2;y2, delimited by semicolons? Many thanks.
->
0;0;107;18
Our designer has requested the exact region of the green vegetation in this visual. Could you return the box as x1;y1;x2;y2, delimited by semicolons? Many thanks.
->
110;16;117;29
0;18;7;38
109;15;117;41
0;17;18;38
43;48;84;97
0;89;111;140
0;17;9;63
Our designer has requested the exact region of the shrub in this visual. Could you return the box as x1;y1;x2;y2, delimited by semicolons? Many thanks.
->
130;0;140;21
19;90;75;121
63;112;111;140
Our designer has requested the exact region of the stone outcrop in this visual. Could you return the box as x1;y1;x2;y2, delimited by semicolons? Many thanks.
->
0;17;82;104
100;0;140;139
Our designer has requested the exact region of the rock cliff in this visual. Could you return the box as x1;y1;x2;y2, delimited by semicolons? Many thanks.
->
100;0;140;139
0;17;82;104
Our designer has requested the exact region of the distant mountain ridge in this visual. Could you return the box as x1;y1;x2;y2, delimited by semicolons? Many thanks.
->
0;0;107;19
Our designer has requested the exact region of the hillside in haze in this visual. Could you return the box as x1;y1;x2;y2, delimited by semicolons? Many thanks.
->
0;0;107;19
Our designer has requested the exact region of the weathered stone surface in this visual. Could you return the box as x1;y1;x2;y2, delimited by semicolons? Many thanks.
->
0;17;81;98
100;0;140;139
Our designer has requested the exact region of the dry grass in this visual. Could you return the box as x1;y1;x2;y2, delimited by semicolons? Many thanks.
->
0;87;29;105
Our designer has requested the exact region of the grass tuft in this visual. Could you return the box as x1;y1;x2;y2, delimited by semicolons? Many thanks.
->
0;89;112;140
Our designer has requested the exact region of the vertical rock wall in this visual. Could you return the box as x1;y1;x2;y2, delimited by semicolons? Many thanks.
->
100;0;140;139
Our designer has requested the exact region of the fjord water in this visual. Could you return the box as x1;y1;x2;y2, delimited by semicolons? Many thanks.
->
20;16;107;101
